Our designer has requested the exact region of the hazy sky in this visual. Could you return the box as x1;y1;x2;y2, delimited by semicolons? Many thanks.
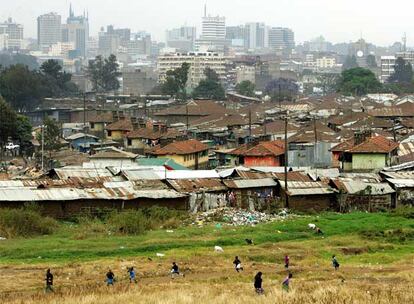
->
1;0;412;46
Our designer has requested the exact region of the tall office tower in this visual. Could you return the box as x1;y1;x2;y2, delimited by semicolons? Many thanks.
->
244;22;267;50
166;26;196;52
268;27;295;53
37;12;61;48
196;5;226;52
0;18;23;50
61;5;89;57
225;25;245;47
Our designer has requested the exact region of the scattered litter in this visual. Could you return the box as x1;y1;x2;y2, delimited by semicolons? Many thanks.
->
215;223;222;229
0;237;6;241
192;207;297;227
245;238;253;245
119;246;125;249
166;230;174;233
156;253;165;257
277;230;282;234
37;256;42;259
214;246;224;252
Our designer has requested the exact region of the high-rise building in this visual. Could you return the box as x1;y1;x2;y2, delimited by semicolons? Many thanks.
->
61;5;89;57
225;25;245;47
196;9;226;52
166;26;196;52
0;18;23;50
37;12;61;48
98;25;120;57
380;56;395;83
244;23;267;50
268;27;295;53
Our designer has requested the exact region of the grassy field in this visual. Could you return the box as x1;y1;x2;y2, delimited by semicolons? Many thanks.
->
0;211;413;303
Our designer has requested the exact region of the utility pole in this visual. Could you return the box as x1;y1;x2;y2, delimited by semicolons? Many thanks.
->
41;122;45;171
284;116;289;208
186;104;189;135
248;108;252;139
83;93;87;153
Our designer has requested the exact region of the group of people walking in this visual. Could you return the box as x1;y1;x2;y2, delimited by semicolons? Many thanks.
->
44;255;340;294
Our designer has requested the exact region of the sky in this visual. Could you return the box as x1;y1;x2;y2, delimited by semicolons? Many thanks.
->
1;0;413;46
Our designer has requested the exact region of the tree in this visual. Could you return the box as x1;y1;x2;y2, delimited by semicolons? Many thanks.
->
13;115;33;156
86;55;120;93
0;64;45;111
235;80;255;97
192;68;225;100
0;97;17;155
342;55;359;71
388;57;413;84
337;67;382;96
317;73;340;95
264;78;299;101
161;62;190;101
0;53;39;70
366;55;377;68
40;59;77;96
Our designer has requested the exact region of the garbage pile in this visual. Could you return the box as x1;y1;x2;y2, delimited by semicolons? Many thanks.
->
192;207;295;226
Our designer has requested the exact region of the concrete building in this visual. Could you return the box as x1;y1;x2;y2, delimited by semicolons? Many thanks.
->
37;12;61;49
158;52;228;88
268;27;295;53
235;65;256;84
244;22;267;50
61;6;89;57
122;67;157;96
166;26;196;52
316;56;336;69
98;26;120;57
0;18;23;50
380;56;396;83
196;14;226;52
225;25;245;47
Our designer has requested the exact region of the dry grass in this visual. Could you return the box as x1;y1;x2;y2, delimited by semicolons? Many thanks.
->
1;256;413;304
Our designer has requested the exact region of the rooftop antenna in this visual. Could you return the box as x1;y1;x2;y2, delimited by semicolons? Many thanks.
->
69;3;73;17
402;32;407;52
204;2;207;17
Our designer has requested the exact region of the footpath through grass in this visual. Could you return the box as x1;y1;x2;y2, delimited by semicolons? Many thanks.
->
0;212;413;265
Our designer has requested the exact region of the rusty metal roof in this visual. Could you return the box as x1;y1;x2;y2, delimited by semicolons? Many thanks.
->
278;180;335;196
223;178;277;189
166;179;226;193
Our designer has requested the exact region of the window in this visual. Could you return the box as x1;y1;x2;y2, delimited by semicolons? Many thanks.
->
107;130;112;137
127;139;132;146
90;122;95;129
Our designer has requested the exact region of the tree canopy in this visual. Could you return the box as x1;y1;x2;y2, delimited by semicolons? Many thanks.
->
161;62;190;101
86;55;121;93
0;53;39;70
192;68;225;100
235;80;255;97
337;67;382;96
0;96;17;149
388;57;413;84
40;59;78;96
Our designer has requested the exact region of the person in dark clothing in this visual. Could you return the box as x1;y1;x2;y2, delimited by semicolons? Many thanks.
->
284;255;290;269
332;255;340;271
254;272;264;295
282;273;293;292
233;256;243;272
45;269;54;293
106;269;115;285
316;227;324;235
170;262;184;278
127;267;137;283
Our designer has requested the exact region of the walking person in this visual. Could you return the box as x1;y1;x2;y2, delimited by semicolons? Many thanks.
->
282;273;293;292
45;269;54;293
254;272;264;295
127;267;137;283
170;262;184;278
106;269;115;286
233;256;244;272
284;255;290;269
332;255;340;271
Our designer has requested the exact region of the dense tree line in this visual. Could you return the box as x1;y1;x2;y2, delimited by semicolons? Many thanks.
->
86;54;121;93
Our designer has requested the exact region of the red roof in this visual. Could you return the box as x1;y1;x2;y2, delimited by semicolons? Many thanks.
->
348;136;399;153
105;119;133;131
330;138;354;152
149;139;209;156
231;140;285;157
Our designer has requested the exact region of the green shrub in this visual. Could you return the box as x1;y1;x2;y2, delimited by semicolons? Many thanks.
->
391;206;414;219
0;207;59;238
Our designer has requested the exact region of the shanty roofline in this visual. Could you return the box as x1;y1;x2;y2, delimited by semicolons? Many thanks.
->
223;178;277;189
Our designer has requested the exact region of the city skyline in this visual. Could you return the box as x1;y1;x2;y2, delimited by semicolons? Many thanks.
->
1;0;413;46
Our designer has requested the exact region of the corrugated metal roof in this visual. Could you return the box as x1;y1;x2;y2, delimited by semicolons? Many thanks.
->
278;180;335;196
122;169;164;180
383;160;414;172
381;171;414;180
164;170;220;180
53;167;114;179
251;166;310;173
385;178;414;188
223;178;277;189
339;181;395;195
167;179;226;193
0;187;186;202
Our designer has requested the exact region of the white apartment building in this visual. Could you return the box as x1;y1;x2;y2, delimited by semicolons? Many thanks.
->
380;56;396;83
158;52;228;88
196;15;226;52
316;57;336;69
